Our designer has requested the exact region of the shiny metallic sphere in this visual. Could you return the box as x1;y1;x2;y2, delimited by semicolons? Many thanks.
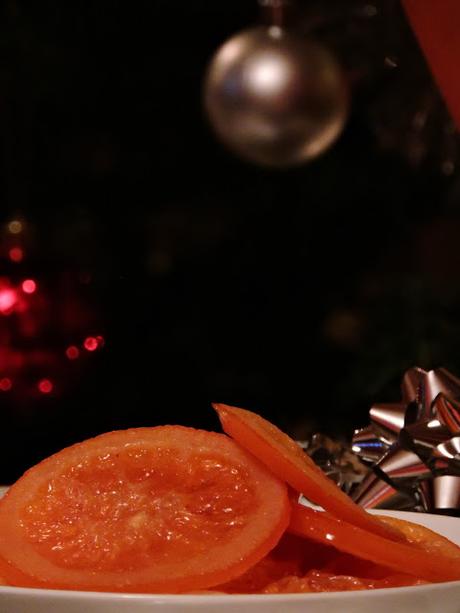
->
204;26;349;167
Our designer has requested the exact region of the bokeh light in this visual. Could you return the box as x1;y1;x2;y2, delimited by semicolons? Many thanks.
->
9;247;24;263
0;288;18;314
84;336;99;351
38;379;53;394
8;221;23;234
21;279;37;294
0;378;12;392
66;346;80;360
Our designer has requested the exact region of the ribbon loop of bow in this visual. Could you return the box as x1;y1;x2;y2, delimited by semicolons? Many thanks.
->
352;367;460;513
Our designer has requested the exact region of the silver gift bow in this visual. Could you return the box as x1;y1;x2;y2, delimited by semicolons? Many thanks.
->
351;367;460;512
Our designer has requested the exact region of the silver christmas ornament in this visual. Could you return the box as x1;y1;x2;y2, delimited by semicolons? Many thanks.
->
203;25;349;167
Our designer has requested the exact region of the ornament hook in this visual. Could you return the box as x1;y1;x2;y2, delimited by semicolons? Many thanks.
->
259;0;287;29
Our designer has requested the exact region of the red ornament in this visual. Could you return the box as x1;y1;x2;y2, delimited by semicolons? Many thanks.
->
403;0;460;130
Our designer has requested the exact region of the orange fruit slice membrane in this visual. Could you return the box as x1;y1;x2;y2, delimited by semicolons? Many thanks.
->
213;403;400;541
0;426;290;593
289;502;460;583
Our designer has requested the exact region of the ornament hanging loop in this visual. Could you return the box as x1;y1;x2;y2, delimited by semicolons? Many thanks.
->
259;0;288;29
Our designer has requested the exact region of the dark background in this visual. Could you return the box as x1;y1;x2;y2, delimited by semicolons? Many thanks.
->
1;0;460;483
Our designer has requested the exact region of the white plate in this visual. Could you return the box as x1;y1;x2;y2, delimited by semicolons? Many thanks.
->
0;487;459;612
